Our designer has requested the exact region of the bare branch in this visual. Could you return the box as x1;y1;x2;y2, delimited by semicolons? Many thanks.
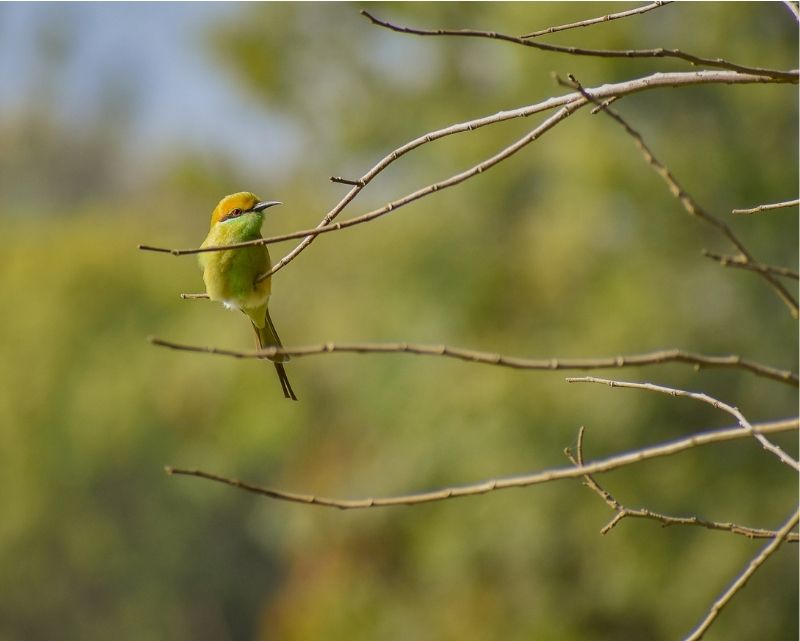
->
137;71;787;260
684;508;800;641
565;427;799;541
361;10;800;81
566;376;800;471
521;2;671;39
179;292;209;300
164;418;798;509
731;198;799;215
149;337;799;387
561;74;799;318
330;176;365;186
141;101;584;259
783;1;800;21
702;250;799;280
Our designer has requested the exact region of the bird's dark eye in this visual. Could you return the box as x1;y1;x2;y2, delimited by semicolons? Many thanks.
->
230;208;242;217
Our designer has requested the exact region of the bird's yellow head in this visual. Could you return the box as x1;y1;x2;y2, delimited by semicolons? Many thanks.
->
210;192;281;227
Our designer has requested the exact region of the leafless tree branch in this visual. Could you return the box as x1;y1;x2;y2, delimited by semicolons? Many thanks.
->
164;418;798;510
783;1;800;21
329;176;365;186
521;1;671;39
560;74;800;318
731;198;799;215
565;426;799;541
137;71;789;262
139;101;583;259
566;376;800;471
684;508;800;641
702;250;799;280
361;10;799;81
149;337;799;386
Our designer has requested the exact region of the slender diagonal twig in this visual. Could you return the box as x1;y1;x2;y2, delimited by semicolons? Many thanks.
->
164;418;798;509
361;10;799;81
566;376;800;471
149;337;799;386
565;427;799;541
521;2;671;39
702;250;799;280
138;70;788;260
684;508;800;641
732;198;799;215
141;101;584;260
783;1;800;21
561;74;799;318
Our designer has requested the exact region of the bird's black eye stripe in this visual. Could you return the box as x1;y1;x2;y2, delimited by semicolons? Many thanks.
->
220;208;243;222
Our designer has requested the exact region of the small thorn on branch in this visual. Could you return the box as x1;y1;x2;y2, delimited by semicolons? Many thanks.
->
330;176;366;186
138;243;178;255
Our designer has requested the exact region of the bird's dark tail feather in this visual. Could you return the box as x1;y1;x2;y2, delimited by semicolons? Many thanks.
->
249;311;298;401
274;362;297;401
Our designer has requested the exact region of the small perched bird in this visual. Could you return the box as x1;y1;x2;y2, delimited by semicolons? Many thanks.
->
199;192;297;400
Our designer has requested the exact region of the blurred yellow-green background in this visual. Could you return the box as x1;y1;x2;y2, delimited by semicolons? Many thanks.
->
0;3;797;640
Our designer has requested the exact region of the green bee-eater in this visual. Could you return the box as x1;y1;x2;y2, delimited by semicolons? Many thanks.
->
199;192;297;400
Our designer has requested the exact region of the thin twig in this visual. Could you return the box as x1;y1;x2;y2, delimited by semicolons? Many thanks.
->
141;101;585;259
521;1;671;39
149;337;799;387
566;376;800;471
180;292;210;300
164;418;798;509
783;1;800;21
361;10;799;81
684;508;800;641
137;71;788;259
731;198;799;215
561;74;800;318
564;427;799;541
702;250;799;280
330;176;365;186
590;96;620;114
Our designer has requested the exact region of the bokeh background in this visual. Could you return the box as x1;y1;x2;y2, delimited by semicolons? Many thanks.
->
0;3;797;640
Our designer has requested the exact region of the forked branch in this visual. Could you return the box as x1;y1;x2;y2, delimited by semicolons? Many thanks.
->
560;74;799;318
164;418;798;510
566;376;799;471
361;10;799;81
138;71;788;264
564;426;799;541
684;508;800;641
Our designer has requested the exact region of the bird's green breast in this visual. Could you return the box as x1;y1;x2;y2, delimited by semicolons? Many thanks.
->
200;213;272;309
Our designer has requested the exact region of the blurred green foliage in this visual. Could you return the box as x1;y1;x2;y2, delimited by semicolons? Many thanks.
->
0;3;797;640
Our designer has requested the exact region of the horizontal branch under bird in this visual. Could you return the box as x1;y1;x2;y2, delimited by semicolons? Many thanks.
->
149;337;799;386
164;418;798;510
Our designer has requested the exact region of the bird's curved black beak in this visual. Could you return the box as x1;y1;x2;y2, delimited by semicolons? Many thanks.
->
252;200;282;212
